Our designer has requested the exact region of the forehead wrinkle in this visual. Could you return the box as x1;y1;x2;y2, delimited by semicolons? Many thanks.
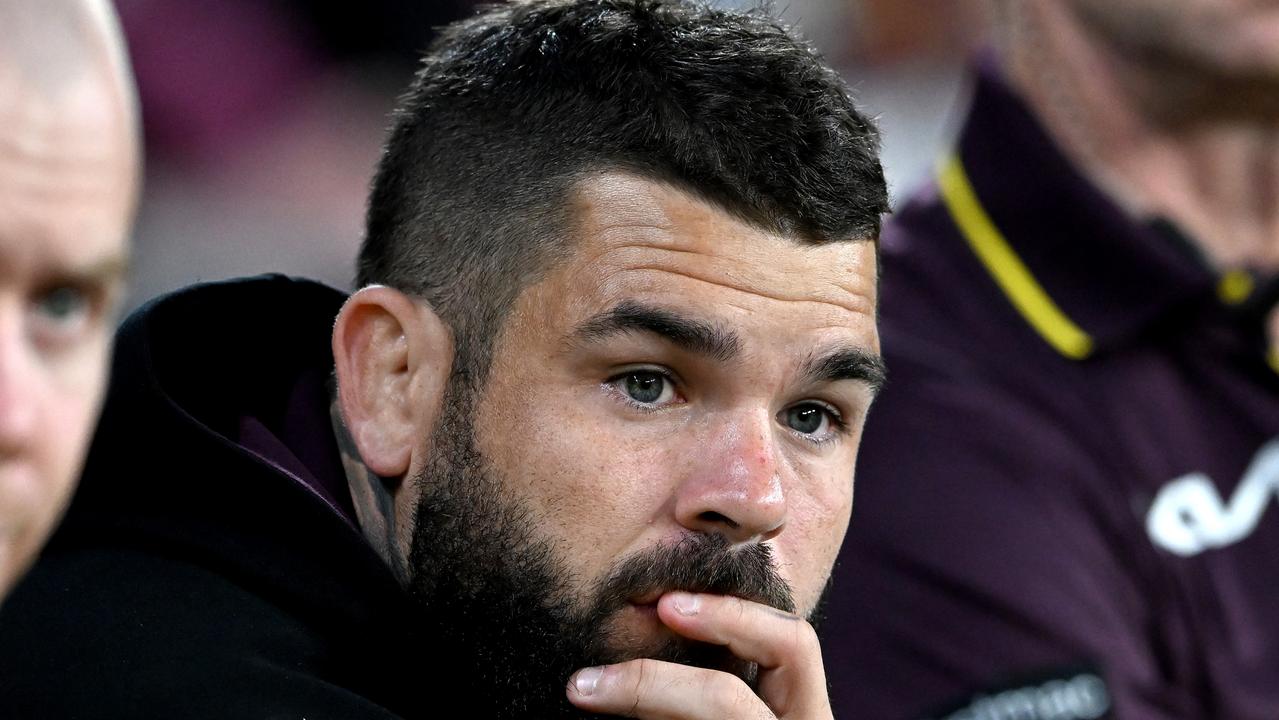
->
0;158;125;199
0;130;122;167
594;234;705;259
0;106;136;218
0;91;130;161
589;203;773;256
592;235;875;300
590;218;679;237
598;262;875;318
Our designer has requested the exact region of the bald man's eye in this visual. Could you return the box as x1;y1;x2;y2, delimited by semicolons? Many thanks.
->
28;285;95;349
37;286;88;321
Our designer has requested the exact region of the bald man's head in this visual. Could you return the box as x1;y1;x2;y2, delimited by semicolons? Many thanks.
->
0;0;137;602
2;0;125;91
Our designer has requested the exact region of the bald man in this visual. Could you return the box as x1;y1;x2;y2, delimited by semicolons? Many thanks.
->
0;0;137;602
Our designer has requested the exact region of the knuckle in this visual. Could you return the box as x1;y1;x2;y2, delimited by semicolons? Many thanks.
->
727;685;764;719
780;618;823;674
630;658;659;696
613;660;655;718
794;618;820;650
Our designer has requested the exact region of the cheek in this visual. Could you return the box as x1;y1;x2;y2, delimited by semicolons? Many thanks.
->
0;343;110;594
480;384;678;586
35;346;110;506
774;456;856;615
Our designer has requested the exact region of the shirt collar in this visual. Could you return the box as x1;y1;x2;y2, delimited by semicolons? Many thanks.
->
934;62;1251;360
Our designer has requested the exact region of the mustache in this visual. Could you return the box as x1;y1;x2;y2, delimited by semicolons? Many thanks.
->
590;533;795;616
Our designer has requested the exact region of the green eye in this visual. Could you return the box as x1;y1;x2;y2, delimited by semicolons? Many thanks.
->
624;371;669;404
784;404;829;435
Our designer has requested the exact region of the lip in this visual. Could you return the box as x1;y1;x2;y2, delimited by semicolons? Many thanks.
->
627;601;660;620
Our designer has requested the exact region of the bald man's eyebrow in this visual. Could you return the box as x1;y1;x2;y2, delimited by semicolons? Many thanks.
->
800;347;887;394
10;253;130;288
72;256;129;285
28;255;130;303
37;255;129;292
571;300;741;362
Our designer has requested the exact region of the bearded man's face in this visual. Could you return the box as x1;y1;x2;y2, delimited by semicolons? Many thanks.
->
407;376;799;716
401;172;881;716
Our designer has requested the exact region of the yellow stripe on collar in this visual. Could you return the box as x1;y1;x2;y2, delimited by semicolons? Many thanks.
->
1217;270;1254;305
937;153;1095;360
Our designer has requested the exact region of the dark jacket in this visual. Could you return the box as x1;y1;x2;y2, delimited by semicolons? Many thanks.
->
0;276;433;719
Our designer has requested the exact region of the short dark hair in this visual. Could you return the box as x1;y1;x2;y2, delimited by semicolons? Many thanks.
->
357;0;888;384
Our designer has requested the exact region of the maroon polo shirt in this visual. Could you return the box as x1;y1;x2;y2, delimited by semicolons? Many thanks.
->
822;63;1279;719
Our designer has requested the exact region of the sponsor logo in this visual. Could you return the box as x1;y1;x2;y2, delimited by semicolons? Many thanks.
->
924;671;1111;720
1146;439;1279;557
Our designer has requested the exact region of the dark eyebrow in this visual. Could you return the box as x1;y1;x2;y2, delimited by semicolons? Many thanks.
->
571;300;741;362
800;346;887;394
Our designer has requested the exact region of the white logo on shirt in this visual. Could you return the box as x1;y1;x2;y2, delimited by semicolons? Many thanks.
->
926;673;1110;720
1146;439;1279;557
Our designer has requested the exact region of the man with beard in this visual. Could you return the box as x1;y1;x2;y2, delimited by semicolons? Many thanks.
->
821;1;1279;719
0;1;888;718
0;0;136;604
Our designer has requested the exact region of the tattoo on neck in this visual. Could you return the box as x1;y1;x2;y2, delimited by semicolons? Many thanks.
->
329;400;410;585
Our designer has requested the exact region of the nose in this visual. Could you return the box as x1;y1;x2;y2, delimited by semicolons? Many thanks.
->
674;410;787;546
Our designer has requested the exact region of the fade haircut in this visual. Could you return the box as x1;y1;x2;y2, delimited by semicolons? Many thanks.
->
357;0;888;386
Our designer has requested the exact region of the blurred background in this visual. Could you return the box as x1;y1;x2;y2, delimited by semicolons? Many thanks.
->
118;0;988;309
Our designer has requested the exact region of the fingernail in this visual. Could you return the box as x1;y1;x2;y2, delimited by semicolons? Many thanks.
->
573;667;604;696
671;592;701;616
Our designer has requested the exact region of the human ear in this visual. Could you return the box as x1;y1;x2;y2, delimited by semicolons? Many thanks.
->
331;285;452;479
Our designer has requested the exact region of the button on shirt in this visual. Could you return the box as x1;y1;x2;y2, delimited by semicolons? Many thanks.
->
822;63;1279;720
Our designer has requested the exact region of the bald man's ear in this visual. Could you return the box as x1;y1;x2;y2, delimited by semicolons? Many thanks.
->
332;286;452;479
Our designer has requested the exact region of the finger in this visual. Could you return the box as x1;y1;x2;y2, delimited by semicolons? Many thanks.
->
655;592;829;715
655;592;822;672
566;658;774;720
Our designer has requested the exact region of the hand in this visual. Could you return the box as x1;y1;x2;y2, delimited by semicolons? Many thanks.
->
566;591;833;719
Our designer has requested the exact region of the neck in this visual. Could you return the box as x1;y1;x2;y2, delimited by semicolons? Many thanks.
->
1000;2;1279;271
329;400;411;586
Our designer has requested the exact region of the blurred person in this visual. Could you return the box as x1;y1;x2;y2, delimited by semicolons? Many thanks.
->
722;0;985;204
0;1;888;718
0;1;137;603
114;0;486;309
823;1;1279;718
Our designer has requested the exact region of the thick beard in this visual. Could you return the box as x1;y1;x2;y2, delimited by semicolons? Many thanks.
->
403;379;796;718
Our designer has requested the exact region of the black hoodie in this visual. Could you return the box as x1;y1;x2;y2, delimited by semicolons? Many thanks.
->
0;276;433;719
